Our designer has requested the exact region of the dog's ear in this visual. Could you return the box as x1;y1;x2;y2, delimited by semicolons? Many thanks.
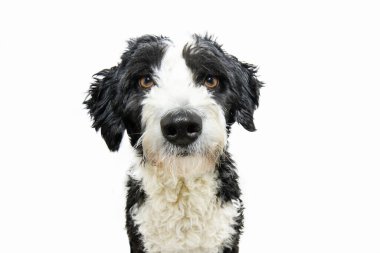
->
84;66;125;151
235;63;262;131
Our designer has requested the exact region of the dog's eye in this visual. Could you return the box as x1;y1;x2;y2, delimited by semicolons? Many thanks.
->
139;76;155;89
204;76;219;89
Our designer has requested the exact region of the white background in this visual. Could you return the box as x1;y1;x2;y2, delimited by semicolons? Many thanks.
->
0;0;379;252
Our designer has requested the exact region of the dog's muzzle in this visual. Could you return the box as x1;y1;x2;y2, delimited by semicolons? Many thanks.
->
160;111;202;147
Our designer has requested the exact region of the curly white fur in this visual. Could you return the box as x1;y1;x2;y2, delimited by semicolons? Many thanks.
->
130;160;240;253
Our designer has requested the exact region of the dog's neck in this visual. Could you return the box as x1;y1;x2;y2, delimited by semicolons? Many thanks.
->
132;154;220;200
129;152;238;252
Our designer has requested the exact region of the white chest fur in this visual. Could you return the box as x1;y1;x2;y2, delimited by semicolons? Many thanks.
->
130;163;238;253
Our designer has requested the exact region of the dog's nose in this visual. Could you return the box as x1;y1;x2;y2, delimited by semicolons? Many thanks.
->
160;111;202;146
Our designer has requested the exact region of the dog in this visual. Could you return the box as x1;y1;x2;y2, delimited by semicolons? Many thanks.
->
84;34;262;253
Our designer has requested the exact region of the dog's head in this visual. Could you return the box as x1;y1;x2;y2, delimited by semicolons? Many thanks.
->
84;34;261;172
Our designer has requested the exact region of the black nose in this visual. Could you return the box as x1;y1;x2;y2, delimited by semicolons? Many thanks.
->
160;111;202;146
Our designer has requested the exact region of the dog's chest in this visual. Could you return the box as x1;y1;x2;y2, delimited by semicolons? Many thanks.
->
131;169;237;253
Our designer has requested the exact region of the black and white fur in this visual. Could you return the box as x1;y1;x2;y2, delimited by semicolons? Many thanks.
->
84;34;262;253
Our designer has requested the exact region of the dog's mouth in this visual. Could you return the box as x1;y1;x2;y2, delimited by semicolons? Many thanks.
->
163;141;224;160
141;131;226;165
177;150;190;157
164;143;197;157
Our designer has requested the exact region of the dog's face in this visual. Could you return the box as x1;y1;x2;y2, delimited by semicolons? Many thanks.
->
85;34;261;172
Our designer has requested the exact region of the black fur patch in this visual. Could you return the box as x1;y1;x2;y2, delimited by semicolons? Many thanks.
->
126;176;146;253
84;35;169;151
216;151;244;251
84;66;125;151
216;151;242;202
183;34;262;132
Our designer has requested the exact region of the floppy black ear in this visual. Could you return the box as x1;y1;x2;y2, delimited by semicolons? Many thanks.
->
84;66;125;151
235;63;262;131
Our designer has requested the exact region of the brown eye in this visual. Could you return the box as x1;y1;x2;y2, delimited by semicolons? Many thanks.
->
139;76;155;89
204;76;219;89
